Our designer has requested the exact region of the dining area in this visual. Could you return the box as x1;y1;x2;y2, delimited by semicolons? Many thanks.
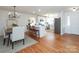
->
3;24;26;49
1;6;28;49
0;6;38;52
0;13;38;52
0;18;38;52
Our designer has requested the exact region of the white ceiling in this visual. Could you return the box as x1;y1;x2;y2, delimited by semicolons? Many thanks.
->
0;6;78;15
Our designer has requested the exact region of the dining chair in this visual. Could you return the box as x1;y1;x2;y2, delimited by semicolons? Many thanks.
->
3;27;9;45
10;26;25;49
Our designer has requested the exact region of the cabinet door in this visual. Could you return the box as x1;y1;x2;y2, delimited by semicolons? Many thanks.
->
54;18;61;34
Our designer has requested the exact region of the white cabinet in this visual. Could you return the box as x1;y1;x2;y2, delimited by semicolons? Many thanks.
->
38;25;46;37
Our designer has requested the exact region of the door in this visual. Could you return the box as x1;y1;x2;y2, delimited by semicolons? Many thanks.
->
54;18;61;34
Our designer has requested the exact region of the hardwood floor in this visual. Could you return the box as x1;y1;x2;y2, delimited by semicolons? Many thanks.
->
17;31;79;53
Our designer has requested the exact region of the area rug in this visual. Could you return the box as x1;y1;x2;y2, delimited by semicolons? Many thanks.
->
0;36;38;53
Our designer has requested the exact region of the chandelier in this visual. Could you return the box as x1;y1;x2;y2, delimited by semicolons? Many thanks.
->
8;6;20;19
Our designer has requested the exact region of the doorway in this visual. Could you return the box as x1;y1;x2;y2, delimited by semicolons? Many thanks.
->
54;18;61;34
45;17;54;32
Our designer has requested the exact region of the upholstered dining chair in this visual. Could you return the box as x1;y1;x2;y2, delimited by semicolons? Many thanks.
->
10;26;25;49
3;27;9;45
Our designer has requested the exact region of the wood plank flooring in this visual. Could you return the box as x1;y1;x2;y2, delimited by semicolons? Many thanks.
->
17;31;79;53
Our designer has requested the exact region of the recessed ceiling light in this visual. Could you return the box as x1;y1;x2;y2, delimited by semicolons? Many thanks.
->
38;9;41;12
71;8;78;12
72;8;77;11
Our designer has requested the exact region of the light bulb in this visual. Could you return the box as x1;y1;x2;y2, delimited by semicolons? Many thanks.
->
38;9;41;12
73;8;76;11
8;12;11;15
72;8;77;12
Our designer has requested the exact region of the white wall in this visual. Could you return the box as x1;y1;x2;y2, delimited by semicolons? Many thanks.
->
0;9;35;36
0;10;8;36
64;11;79;35
58;11;79;35
1;9;79;36
51;11;79;35
17;13;29;26
57;11;65;35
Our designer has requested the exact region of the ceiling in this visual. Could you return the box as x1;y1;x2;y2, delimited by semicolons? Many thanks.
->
0;6;78;15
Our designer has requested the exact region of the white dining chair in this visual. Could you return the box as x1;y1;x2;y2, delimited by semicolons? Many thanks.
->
3;27;9;45
10;26;25;49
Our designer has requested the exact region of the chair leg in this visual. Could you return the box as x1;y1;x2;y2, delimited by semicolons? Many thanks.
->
7;39;10;46
12;42;14;49
23;39;25;45
10;40;12;45
7;34;10;46
3;38;6;45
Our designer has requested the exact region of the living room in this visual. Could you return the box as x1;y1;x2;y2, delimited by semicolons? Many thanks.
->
1;0;79;59
0;6;79;53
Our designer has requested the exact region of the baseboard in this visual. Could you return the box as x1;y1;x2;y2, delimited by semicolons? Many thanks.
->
61;32;64;35
64;33;79;36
